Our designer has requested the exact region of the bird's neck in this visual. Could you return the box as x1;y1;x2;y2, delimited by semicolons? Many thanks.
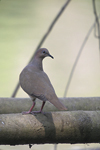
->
31;57;43;71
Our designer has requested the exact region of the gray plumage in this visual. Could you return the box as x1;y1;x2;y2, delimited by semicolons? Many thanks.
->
19;48;67;113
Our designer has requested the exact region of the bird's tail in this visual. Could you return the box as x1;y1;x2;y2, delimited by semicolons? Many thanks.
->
50;97;67;111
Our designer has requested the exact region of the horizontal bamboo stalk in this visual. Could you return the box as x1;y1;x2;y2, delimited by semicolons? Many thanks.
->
0;111;100;145
0;97;100;114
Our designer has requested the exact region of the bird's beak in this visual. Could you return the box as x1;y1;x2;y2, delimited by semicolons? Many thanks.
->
48;54;54;59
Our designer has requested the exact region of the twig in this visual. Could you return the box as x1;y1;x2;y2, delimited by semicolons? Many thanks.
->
63;19;98;97
92;0;100;50
54;144;57;150
11;82;20;98
29;0;71;63
11;0;71;97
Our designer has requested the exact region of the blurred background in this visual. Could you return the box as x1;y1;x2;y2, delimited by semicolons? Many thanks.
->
0;0;100;149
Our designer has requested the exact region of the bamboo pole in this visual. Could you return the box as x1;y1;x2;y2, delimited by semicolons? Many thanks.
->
0;111;100;145
0;97;100;114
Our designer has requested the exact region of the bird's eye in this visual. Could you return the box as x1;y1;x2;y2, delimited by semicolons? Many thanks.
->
43;51;46;54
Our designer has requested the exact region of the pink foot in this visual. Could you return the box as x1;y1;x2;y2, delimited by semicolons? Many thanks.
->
22;111;31;115
31;111;44;114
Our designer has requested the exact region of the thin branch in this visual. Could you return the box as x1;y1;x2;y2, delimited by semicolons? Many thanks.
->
63;20;98;97
11;0;71;97
54;144;57;150
32;0;71;60
92;0;100;50
11;82;20;98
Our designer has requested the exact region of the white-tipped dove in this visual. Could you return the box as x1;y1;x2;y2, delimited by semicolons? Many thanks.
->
19;48;67;114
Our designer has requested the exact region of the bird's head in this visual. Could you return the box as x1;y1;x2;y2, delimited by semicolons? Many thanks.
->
35;48;54;59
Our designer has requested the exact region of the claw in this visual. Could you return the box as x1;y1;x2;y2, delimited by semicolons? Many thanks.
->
22;101;45;115
31;111;41;114
22;111;31;115
31;111;45;114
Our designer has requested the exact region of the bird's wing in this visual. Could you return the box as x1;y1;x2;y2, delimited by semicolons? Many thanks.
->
20;65;66;110
20;65;54;99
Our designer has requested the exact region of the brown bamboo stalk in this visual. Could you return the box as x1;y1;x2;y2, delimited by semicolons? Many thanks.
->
0;97;100;114
0;111;100;145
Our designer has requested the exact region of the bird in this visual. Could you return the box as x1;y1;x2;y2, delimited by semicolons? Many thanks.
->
19;48;67;114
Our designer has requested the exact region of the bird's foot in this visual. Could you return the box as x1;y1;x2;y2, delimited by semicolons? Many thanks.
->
22;110;45;115
22;111;31;115
31;111;44;114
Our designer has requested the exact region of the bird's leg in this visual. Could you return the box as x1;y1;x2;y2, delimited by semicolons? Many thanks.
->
31;101;45;114
22;101;36;115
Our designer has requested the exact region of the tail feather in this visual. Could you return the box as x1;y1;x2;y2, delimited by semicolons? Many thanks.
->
49;97;67;110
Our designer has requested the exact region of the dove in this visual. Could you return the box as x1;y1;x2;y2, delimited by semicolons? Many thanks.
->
19;48;67;114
